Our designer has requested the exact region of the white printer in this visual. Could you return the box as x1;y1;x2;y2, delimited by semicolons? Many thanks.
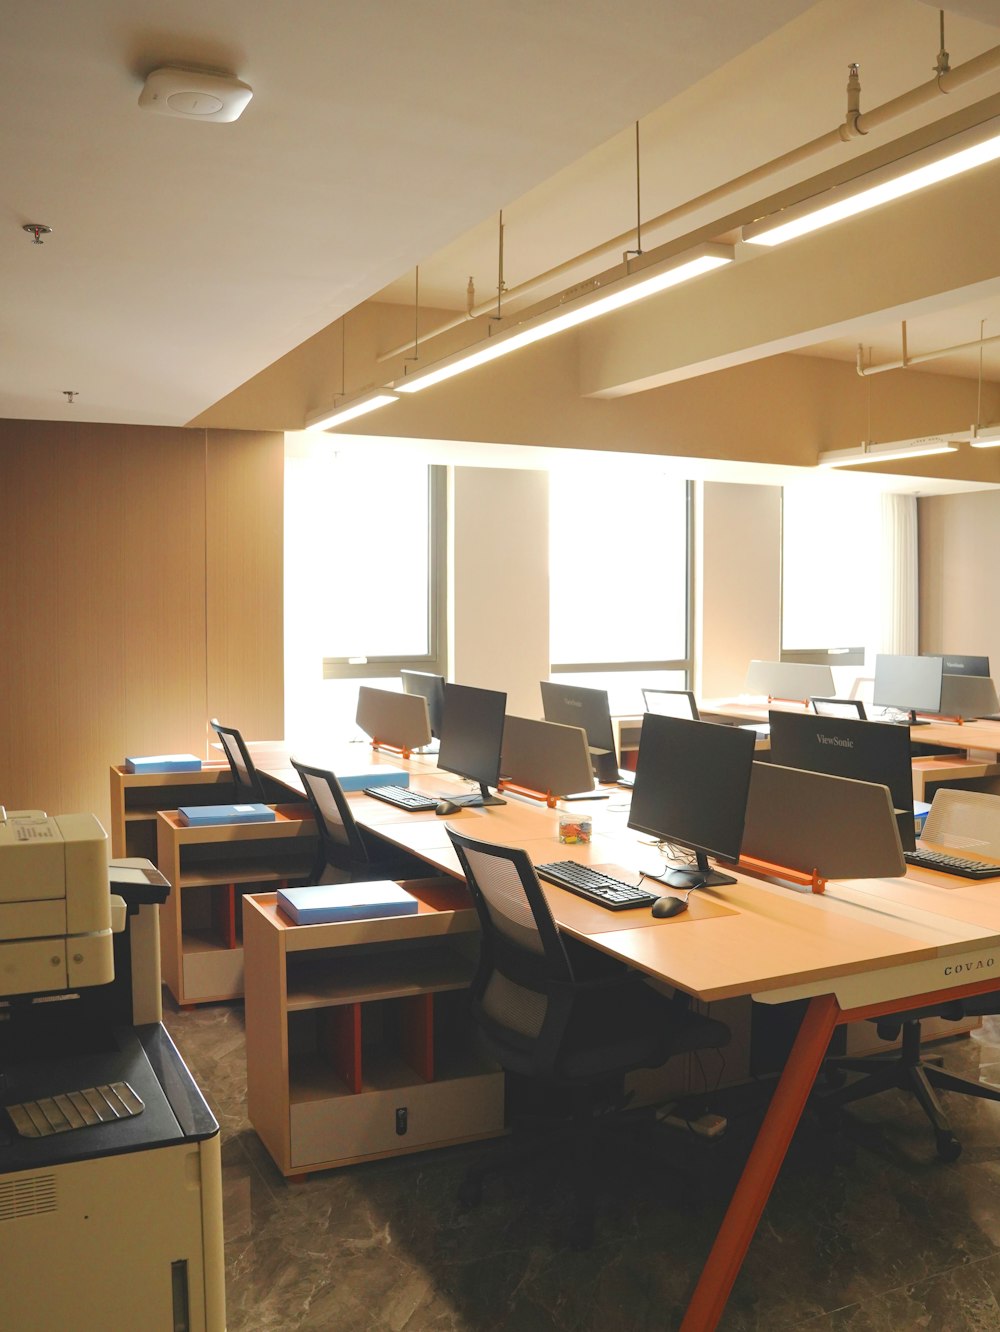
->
0;808;119;996
0;807;226;1332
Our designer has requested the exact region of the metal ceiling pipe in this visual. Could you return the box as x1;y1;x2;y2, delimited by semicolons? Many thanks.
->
859;326;1000;377
377;42;1000;366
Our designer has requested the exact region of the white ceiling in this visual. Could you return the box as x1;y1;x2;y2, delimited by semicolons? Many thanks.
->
4;0;1000;429
0;0;812;426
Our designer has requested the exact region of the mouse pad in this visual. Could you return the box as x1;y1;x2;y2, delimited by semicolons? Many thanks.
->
541;864;738;933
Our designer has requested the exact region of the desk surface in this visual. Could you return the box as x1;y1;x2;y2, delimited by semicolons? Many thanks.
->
265;747;1000;1006
264;742;1000;1332
699;698;1000;755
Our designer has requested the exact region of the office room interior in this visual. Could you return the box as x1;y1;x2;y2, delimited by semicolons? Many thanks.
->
6;2;1000;1329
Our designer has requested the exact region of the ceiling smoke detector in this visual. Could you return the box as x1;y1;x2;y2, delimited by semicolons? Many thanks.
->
138;67;253;123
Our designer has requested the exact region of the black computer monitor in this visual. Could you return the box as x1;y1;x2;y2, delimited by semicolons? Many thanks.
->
627;715;756;890
539;681;618;783
768;709;915;852
437;683;507;807
401;670;446;738
924;653;991;677
872;653;943;724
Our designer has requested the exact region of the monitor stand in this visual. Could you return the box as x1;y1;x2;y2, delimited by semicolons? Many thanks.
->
591;749;619;785
663;850;737;891
450;782;506;809
908;710;931;727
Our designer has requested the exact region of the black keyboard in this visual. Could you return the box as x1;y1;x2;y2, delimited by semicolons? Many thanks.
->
904;849;1000;880
363;784;438;812
534;861;659;910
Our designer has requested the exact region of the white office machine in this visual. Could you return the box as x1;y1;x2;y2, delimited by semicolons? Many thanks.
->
0;808;226;1332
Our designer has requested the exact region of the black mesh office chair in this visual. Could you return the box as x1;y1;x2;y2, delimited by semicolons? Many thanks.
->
447;826;730;1247
210;719;266;803
820;790;1000;1161
291;758;425;884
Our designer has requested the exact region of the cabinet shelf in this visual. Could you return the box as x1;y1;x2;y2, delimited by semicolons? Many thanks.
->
245;890;505;1176
156;810;316;1006
176;857;313;890
287;946;474;1010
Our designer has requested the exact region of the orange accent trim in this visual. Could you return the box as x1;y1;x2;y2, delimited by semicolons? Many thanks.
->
496;779;557;807
371;737;413;760
681;994;840;1332
768;694;810;708
212;884;238;948
915;713;964;725
397;993;435;1082
734;855;827;894
838;974;1000;1025
321;1003;363;1094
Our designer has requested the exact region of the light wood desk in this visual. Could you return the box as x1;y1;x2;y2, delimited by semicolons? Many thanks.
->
263;751;1000;1331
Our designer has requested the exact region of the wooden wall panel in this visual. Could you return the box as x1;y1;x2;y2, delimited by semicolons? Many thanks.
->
52;428;128;824
1;422;75;814
205;430;284;740
120;426;208;758
0;418;283;833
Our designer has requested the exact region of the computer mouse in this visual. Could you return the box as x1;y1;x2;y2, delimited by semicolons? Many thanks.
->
435;799;462;816
651;894;688;918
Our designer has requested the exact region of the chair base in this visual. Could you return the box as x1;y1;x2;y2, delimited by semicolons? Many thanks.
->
818;1021;1000;1161
457;1080;639;1250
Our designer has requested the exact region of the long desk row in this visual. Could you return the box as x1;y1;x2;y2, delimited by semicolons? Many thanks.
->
260;744;1000;1332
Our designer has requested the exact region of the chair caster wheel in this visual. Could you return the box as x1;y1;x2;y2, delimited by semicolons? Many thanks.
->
935;1132;962;1163
457;1175;483;1210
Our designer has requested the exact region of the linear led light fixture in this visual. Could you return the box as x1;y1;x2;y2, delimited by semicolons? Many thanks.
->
305;390;399;432
970;423;1000;449
742;115;1000;247
818;437;959;468
394;243;734;394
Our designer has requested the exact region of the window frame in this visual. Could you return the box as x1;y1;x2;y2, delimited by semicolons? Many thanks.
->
322;464;447;680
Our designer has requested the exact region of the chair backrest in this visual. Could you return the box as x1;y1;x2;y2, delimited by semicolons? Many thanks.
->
210;719;265;803
924;788;1000;858
641;688;699;720
290;758;369;869
447;827;575;1069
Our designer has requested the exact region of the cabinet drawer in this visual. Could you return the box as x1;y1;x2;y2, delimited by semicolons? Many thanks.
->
290;1070;504;1168
183;947;245;1001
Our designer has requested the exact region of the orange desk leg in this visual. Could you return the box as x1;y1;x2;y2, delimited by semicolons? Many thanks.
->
680;993;840;1332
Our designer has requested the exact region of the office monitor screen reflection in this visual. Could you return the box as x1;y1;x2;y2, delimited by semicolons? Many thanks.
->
627;715;756;890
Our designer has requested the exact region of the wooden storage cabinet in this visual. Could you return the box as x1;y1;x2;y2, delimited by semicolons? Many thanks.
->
244;886;505;1176
156;808;317;1006
109;764;237;860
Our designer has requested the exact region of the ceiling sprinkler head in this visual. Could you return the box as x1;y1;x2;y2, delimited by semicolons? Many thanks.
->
23;224;52;244
63;391;78;404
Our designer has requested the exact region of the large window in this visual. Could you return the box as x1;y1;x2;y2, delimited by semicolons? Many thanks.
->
548;469;690;713
781;475;883;668
284;446;445;743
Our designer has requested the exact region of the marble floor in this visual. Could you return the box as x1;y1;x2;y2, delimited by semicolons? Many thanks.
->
164;1001;1000;1332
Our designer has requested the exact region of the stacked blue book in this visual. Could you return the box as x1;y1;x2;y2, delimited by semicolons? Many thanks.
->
277;882;419;925
125;753;202;774
177;803;275;826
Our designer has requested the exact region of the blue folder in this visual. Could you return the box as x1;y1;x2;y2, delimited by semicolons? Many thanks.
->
125;753;202;774
337;767;410;793
277;882;418;924
177;803;275;826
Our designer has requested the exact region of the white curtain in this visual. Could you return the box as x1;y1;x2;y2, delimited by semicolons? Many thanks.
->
879;493;918;654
